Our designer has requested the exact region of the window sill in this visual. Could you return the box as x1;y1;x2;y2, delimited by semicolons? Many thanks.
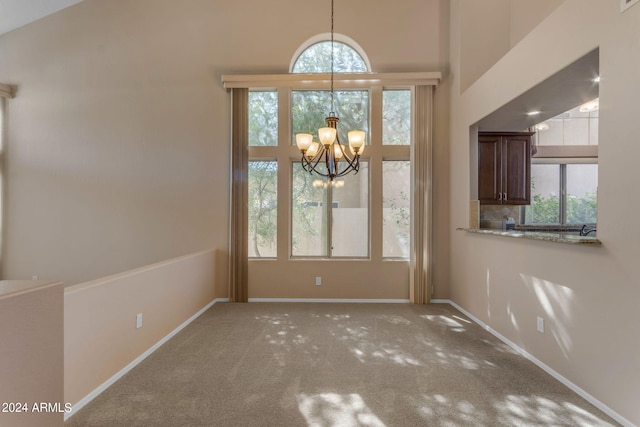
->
457;228;602;246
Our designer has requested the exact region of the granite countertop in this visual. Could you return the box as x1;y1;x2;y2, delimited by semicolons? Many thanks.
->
457;228;602;246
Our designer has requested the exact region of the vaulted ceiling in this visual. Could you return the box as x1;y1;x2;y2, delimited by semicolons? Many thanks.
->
0;0;84;36
475;49;600;132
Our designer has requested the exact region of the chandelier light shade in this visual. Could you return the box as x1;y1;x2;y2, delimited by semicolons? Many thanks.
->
295;0;366;181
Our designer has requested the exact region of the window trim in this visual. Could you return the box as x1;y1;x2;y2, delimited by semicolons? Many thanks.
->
222;72;441;89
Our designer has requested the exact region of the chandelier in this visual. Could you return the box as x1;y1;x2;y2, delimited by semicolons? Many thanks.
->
295;0;366;182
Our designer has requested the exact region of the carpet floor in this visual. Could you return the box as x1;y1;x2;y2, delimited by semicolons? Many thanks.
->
65;302;619;426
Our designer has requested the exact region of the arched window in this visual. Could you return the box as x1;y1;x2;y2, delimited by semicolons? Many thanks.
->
289;38;371;259
225;35;438;304
291;40;368;74
243;36;419;262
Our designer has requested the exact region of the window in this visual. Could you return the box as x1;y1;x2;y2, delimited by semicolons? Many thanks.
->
249;91;278;146
382;90;411;257
291;41;368;73
526;164;560;224
566;164;598;223
291;90;369;147
292;163;370;258
383;161;410;257
252;39;372;260
246;39;416;260
291;163;328;257
248;90;278;259
383;90;411;145
288;42;371;259
248;161;278;257
331;165;369;257
525;162;597;225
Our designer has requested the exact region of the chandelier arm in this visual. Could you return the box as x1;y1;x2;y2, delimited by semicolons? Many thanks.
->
301;156;314;172
334;135;354;161
333;134;350;161
337;156;360;172
301;152;317;171
335;139;361;168
303;160;331;178
334;155;360;178
300;148;332;178
309;167;331;178
334;159;360;178
313;146;331;172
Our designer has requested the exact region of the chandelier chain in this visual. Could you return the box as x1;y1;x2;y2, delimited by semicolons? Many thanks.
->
294;0;364;181
330;0;335;114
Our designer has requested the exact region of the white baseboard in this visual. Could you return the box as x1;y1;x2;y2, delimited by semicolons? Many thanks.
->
247;298;410;303
65;298;227;421
431;299;633;427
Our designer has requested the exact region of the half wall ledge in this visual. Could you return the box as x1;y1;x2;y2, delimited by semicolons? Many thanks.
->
457;228;602;246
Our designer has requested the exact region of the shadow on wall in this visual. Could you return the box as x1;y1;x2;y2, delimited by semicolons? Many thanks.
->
520;273;575;359
483;265;576;361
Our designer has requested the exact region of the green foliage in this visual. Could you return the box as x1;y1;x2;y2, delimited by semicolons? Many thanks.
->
292;90;369;144
249;91;278;146
382;90;411;145
526;194;560;224
525;192;597;224
567;192;597;224
248;161;277;257
292;41;368;73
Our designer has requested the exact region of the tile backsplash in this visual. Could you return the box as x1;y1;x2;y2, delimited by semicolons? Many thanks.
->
480;205;520;222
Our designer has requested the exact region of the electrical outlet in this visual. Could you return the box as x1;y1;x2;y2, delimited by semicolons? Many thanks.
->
315;276;322;286
136;313;143;329
536;316;544;333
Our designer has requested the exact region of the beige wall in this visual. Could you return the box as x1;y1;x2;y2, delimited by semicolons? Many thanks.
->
459;0;565;92
0;281;64;427
459;0;511;92
450;0;640;424
250;260;410;300
509;0;565;47
0;0;450;300
64;249;216;409
0;0;231;287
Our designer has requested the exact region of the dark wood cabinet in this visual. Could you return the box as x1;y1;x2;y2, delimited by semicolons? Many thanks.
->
478;131;533;205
